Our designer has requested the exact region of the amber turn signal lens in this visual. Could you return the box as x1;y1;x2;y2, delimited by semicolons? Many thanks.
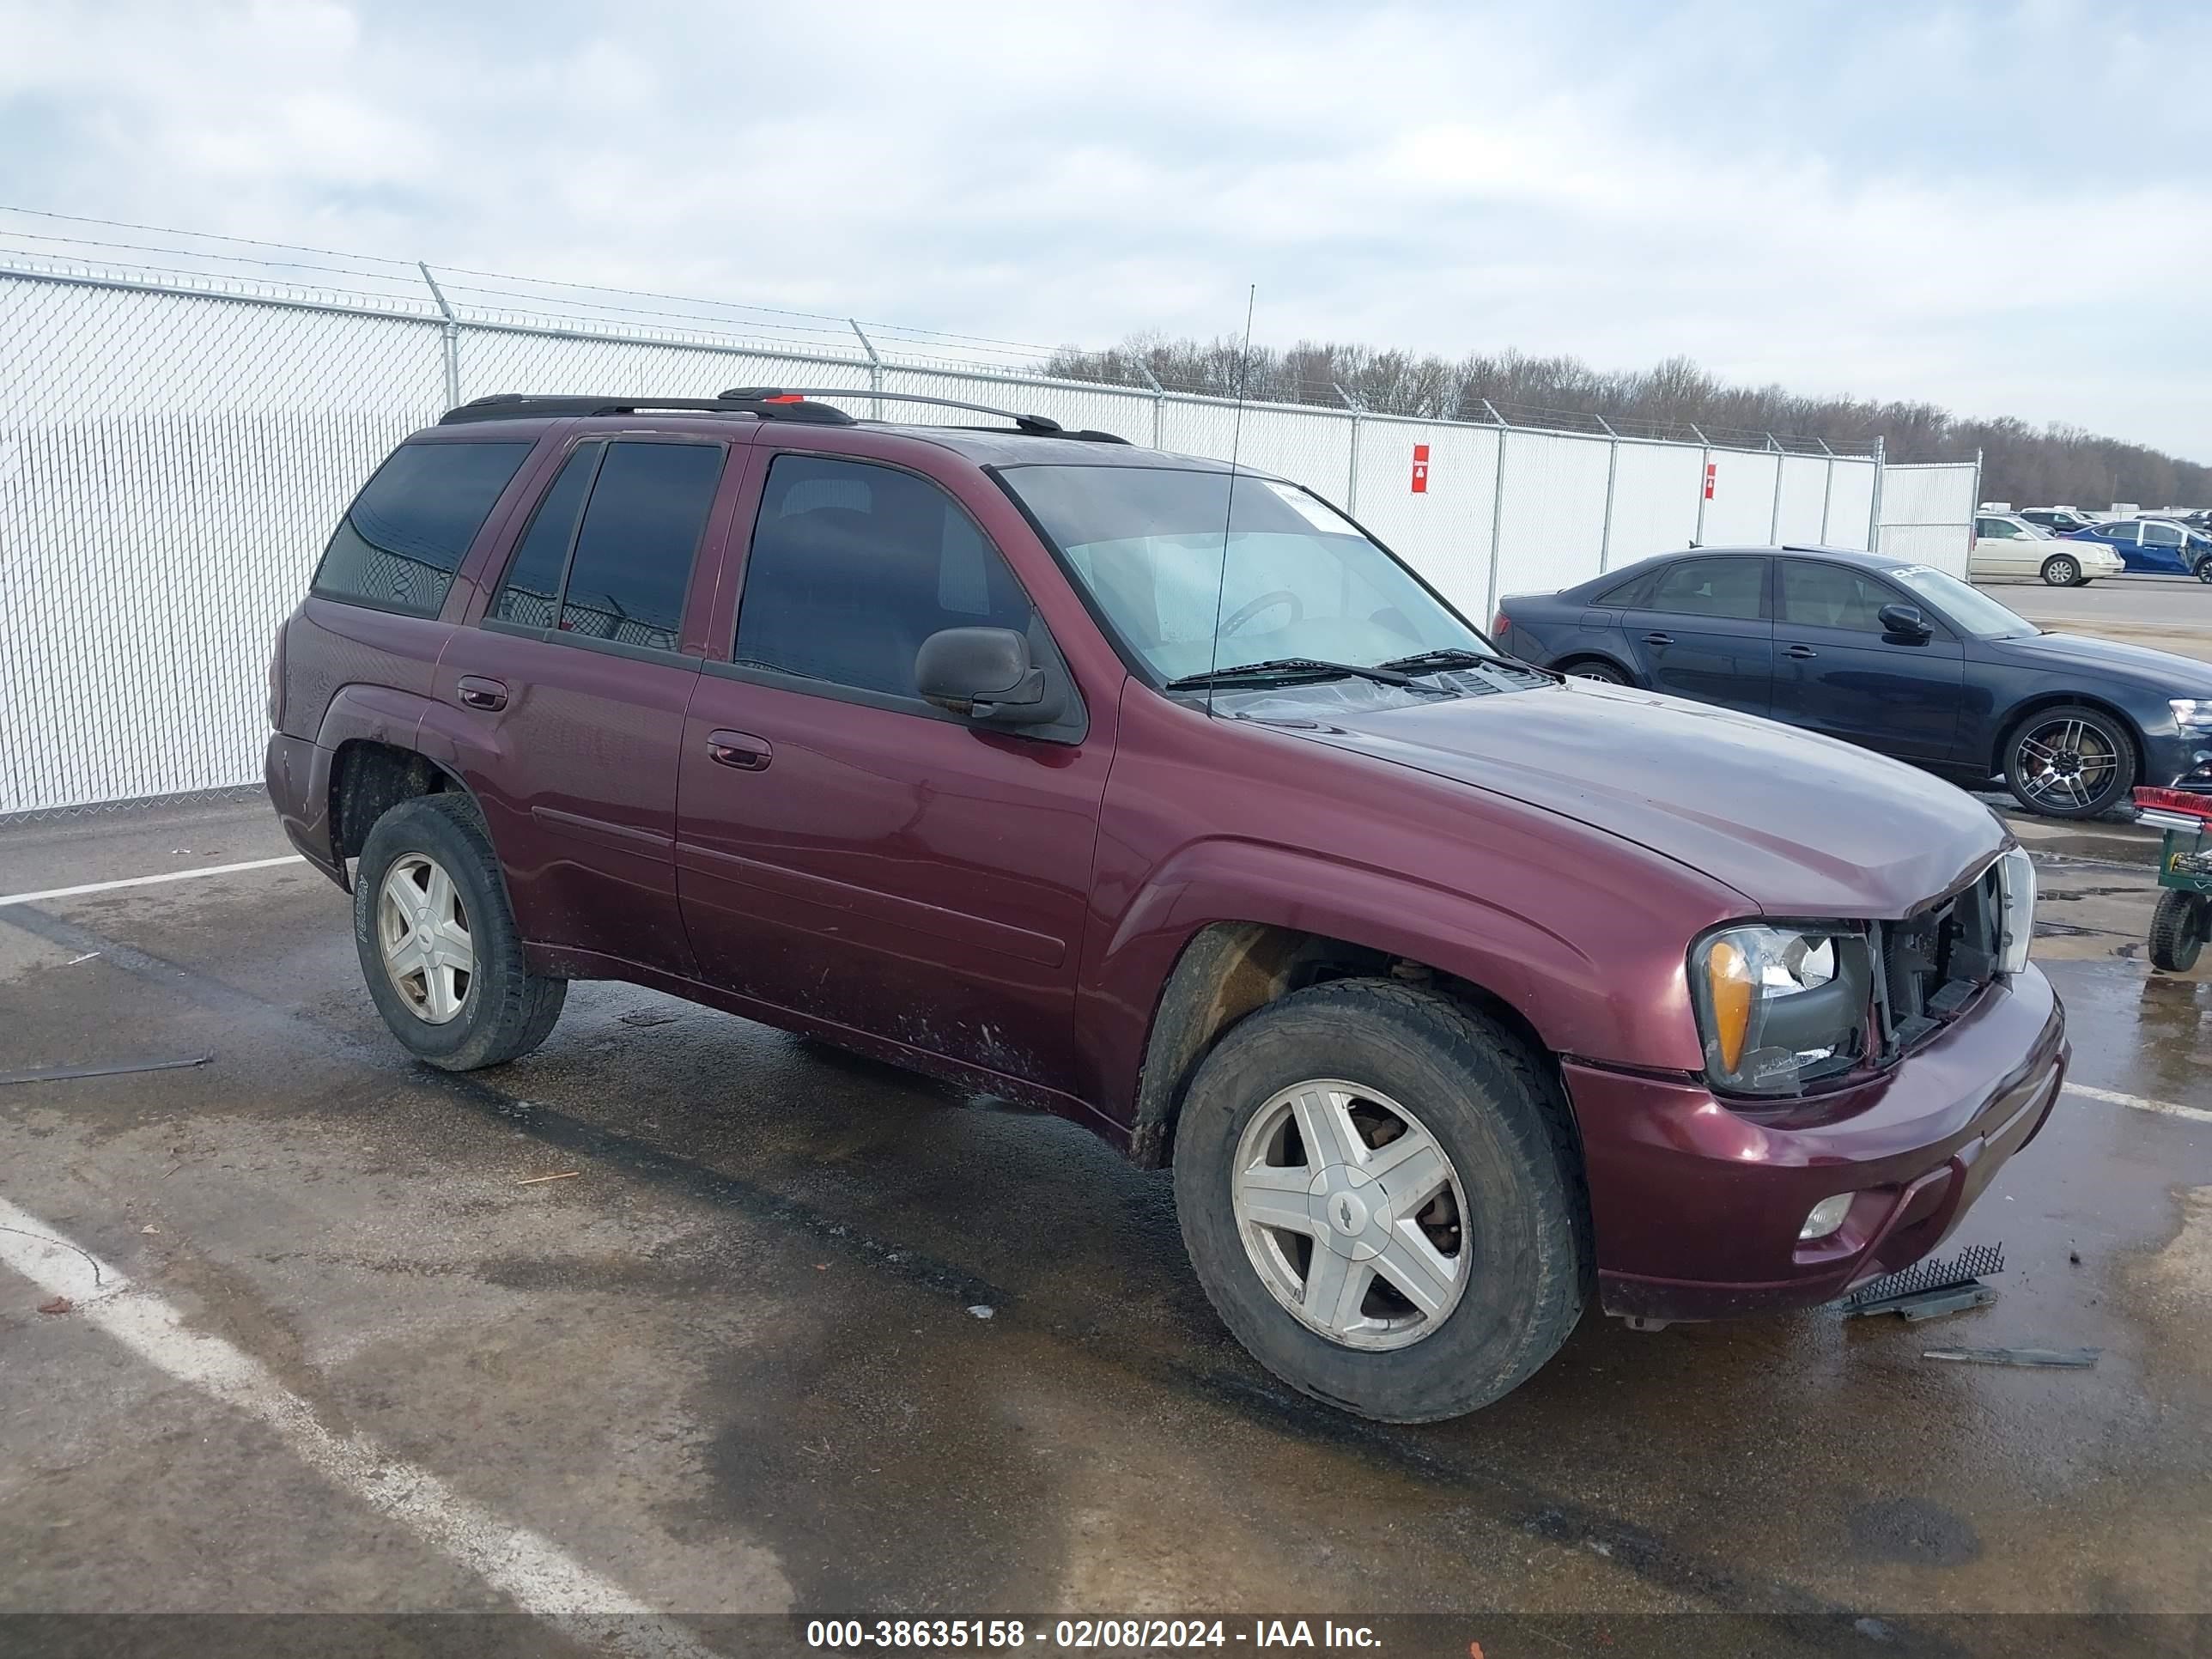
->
1706;939;1753;1072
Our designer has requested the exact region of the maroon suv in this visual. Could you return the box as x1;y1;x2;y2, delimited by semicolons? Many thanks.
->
266;388;2066;1421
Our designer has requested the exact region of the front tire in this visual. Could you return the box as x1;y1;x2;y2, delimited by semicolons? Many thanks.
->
1170;979;1588;1423
2194;559;2212;586
2148;890;2207;973
2002;704;2137;819
353;793;566;1070
2040;554;2081;587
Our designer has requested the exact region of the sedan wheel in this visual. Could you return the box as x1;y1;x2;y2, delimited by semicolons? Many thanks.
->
2195;559;2212;586
1565;660;1627;685
1231;1079;1471;1350
377;853;474;1024
2004;707;2136;818
2040;554;2081;587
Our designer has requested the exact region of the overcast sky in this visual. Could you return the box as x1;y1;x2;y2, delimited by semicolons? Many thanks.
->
3;0;2206;456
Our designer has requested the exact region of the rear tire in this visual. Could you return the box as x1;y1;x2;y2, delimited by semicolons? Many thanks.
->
353;793;566;1071
1560;659;1628;685
1170;979;1588;1422
2148;890;2207;973
2040;554;2081;587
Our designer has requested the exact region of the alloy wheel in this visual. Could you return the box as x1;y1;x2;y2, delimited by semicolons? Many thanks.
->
377;853;475;1024
2014;716;2120;813
2044;556;2078;586
1230;1079;1470;1350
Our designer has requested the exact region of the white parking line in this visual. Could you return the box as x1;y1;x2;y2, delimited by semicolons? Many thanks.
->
0;1196;721;1657
2064;1082;2212;1127
0;854;304;909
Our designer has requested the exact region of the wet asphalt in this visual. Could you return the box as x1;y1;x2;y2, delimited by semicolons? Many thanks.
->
1;798;2207;1656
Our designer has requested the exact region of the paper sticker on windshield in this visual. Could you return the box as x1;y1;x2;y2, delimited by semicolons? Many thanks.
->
1889;564;1934;579
1261;480;1352;534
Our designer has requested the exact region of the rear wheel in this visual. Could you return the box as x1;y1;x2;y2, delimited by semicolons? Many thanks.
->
1170;979;1587;1422
2040;553;2081;587
2148;890;2207;973
2002;704;2136;819
353;793;566;1070
1560;659;1628;684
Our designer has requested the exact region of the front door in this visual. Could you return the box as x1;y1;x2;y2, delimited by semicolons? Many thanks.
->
1771;558;1965;762
675;448;1113;1095
434;434;732;976
1620;554;1775;716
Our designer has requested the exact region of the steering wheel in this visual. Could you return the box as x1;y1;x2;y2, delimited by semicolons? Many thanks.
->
1221;589;1304;637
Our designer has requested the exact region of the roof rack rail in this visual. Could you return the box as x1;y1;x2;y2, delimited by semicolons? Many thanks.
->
437;392;856;427
716;387;1128;443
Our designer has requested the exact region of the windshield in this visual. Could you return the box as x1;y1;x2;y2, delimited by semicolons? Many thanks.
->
1888;564;2039;639
999;464;1492;684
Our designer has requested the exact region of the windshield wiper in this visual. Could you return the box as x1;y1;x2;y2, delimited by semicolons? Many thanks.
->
1165;656;1452;694
1374;647;1507;673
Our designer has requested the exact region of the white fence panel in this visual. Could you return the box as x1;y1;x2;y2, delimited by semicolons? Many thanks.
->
1604;442;1704;568
1878;461;1978;577
1775;455;1831;544
1348;417;1500;622
1700;450;1779;546
1157;398;1354;505
1494;430;1612;599
458;325;872;404
1824;459;1877;549
881;366;1157;442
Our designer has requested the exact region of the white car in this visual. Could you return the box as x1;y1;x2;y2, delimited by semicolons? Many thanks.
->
1969;512;2125;586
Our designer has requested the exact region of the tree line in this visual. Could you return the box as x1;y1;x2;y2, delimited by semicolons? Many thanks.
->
1043;335;2209;511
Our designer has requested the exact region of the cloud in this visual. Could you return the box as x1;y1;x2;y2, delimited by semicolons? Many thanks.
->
1;0;2205;457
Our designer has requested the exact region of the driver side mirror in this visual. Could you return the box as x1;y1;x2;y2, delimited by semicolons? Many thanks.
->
1878;603;1931;641
915;627;1065;726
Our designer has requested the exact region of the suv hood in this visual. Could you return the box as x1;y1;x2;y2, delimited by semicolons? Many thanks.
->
1993;629;2212;692
1285;681;2004;917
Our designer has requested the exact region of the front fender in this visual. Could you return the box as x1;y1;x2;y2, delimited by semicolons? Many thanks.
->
1080;828;1720;1135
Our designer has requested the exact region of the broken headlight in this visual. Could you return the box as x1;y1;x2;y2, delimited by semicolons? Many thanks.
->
1689;925;1873;1098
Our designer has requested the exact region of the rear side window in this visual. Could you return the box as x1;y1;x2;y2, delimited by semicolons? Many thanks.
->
734;455;1035;698
1644;557;1765;621
1593;571;1652;605
313;441;532;616
488;440;725;653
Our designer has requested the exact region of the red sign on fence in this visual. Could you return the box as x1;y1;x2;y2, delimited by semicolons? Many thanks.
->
1703;462;1717;501
1411;444;1431;494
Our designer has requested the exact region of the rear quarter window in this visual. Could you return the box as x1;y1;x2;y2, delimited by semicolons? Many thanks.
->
313;441;533;616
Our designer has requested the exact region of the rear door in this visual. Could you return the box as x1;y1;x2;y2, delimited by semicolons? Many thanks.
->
1619;555;1774;716
1771;558;1966;762
2096;522;2144;570
673;440;1115;1096
432;434;738;976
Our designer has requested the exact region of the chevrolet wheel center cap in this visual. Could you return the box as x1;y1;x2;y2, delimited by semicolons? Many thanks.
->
1309;1164;1393;1261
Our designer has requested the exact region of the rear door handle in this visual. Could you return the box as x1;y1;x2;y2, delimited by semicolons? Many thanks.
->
708;730;773;771
456;675;507;711
1642;631;1674;647
1784;644;1819;659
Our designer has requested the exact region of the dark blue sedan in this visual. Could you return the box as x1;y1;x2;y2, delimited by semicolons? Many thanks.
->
2066;519;2212;580
1493;545;2212;817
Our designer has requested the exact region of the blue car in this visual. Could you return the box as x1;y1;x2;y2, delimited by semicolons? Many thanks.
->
2066;519;2212;580
1492;544;2212;818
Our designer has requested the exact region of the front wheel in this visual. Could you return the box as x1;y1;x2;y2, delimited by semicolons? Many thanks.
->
2148;890;2207;973
2041;554;2081;587
353;793;566;1070
2194;559;2212;586
2002;704;2137;818
1170;979;1588;1422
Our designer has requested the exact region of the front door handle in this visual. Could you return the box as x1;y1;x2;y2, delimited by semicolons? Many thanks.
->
457;675;507;711
1784;644;1819;659
708;729;773;771
1643;631;1674;647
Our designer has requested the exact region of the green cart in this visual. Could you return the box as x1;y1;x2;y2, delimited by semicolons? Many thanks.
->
2135;787;2212;972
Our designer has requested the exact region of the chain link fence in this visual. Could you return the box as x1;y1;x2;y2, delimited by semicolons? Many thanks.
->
0;245;1973;817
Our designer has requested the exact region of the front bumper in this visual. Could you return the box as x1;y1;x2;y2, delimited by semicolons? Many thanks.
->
1566;963;2066;1323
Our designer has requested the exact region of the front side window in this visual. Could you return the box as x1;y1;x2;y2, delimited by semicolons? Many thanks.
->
2146;522;2184;546
1645;557;1765;621
314;441;532;616
488;440;724;653
1779;561;1899;633
734;455;1037;697
997;464;1486;683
